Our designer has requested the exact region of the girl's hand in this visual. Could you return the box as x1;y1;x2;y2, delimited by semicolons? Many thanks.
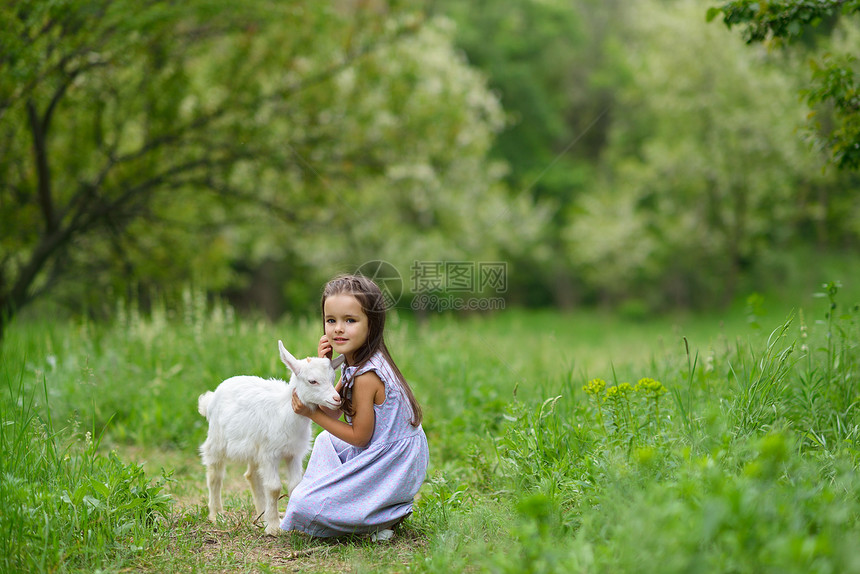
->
318;335;333;359
298;371;382;448
291;390;312;418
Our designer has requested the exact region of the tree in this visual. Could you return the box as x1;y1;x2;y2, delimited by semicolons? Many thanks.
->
0;0;418;338
432;0;624;306
566;0;825;308
244;17;550;309
1;1;543;338
707;0;860;170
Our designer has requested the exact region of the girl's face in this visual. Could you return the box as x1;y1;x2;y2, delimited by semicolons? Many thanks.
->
324;293;370;364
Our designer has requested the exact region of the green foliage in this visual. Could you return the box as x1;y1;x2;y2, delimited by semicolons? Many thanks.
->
706;0;852;44
1;0;547;333
478;284;860;572
727;319;797;438
12;290;324;449
790;282;860;451
5;274;860;571
806;52;860;169
442;0;860;309
709;0;860;169
0;357;172;572
282;17;548;282
436;0;618;304
5;0;860;321
575;430;860;574
436;0;593;190
567;0;826;309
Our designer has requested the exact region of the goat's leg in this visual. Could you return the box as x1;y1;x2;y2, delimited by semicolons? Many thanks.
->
244;461;266;516
284;455;304;497
206;458;226;523
259;457;283;536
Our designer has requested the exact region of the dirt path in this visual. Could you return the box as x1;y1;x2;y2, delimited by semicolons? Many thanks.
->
116;445;427;572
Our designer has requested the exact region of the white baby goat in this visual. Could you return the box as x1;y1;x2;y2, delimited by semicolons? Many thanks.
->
197;340;344;535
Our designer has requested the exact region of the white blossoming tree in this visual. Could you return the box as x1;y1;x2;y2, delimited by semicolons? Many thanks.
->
0;1;546;335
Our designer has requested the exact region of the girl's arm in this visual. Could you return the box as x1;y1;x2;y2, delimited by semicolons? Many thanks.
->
292;371;384;448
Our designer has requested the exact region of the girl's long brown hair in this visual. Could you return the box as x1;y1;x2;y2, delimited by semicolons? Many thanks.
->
323;274;423;426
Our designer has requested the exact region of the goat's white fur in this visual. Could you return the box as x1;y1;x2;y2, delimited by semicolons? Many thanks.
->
198;340;344;535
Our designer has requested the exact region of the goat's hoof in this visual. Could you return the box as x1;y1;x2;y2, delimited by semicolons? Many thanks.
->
265;524;282;536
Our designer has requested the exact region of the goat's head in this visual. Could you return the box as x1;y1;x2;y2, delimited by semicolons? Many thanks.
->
278;340;343;410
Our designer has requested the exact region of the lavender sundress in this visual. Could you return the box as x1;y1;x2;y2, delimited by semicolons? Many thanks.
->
280;351;429;537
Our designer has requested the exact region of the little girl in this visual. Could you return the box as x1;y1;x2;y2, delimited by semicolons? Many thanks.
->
280;274;429;538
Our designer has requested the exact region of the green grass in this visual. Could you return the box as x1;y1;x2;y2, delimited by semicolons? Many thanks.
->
2;281;860;572
0;360;172;572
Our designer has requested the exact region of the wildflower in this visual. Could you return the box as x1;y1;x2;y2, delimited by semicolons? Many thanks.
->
636;377;667;423
606;382;632;402
583;378;606;396
635;377;666;397
583;378;607;433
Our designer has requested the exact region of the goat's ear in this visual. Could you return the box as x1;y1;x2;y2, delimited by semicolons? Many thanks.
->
278;340;301;373
331;354;346;370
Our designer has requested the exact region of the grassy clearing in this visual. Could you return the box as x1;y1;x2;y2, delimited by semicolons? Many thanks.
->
3;280;860;572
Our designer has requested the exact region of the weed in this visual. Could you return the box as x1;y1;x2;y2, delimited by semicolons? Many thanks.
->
3;280;860;572
0;361;172;572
